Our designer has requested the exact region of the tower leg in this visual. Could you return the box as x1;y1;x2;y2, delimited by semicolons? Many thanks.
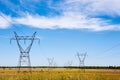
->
28;54;31;72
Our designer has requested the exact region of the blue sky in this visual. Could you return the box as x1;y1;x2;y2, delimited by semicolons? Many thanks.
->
0;0;120;66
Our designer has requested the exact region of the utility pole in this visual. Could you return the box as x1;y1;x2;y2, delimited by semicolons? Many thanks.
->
10;32;40;72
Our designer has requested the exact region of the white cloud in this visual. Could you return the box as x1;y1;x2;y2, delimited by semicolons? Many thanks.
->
12;12;120;31
0;13;12;29
61;0;120;16
0;12;120;31
0;0;120;31
87;0;120;16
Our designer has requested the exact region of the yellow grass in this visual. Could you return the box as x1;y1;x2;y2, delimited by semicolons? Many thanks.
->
0;68;120;80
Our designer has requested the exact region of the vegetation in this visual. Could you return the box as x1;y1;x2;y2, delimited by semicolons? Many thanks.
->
0;68;120;80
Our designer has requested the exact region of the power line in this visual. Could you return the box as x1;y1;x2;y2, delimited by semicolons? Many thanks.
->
0;13;25;35
103;42;120;53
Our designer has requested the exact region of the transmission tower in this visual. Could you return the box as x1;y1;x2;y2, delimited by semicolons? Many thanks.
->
10;32;40;72
65;61;73;67
68;61;73;66
77;52;87;67
47;58;54;67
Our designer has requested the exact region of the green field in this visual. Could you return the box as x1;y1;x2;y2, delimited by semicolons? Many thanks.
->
0;68;120;80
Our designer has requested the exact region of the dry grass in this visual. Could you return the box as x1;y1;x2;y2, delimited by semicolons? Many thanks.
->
0;68;120;80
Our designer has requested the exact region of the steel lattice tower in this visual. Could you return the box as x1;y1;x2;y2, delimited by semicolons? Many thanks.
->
47;58;54;67
77;52;87;67
10;32;40;72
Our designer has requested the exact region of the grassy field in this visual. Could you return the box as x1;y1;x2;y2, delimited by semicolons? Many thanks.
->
0;68;120;80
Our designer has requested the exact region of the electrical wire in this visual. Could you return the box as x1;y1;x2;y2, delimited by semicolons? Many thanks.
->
103;43;120;53
0;13;26;35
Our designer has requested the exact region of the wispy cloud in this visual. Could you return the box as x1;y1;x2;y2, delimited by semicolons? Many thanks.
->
0;13;12;29
60;0;120;17
4;12;119;31
0;0;120;31
88;0;120;16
